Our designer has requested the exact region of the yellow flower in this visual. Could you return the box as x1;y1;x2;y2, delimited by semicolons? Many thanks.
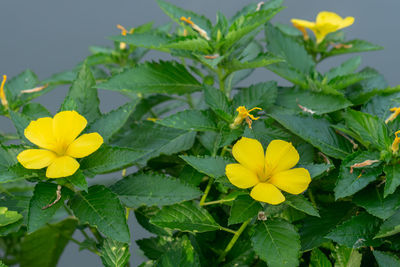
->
225;137;311;205
117;24;134;50
17;110;103;178
392;130;400;154
291;11;354;44
385;107;400;124
230;106;262;129
0;75;8;109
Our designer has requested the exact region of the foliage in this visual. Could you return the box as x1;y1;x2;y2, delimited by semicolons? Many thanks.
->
0;1;398;267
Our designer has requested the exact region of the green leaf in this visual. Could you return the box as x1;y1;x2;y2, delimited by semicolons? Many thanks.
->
285;194;320;217
310;248;332;267
69;185;130;243
98;61;201;95
80;145;147;175
222;8;282;51
383;165;400;198
362;89;399;121
0;207;22;227
267;62;308;88
61;62;101;123
156;110;217;132
87;99;139;142
226;53;284;71
150;201;220;233
325;213;381;248
228;195;262;225
354;185;400;220
65;170;88;192
27;182;72;233
325;56;361;81
334;152;382;200
135;206;172;236
328;70;377;90
203;85;232;122
156;0;212;34
20;218;77;267
233;81;278;111
137;237;169;260
265;23;315;74
276;87;352;115
100;238;130;267
110;172;202;208
375;209;400;238
180;155;231;179
9;110;31;141
331;246;362;267
109;31;170;51
299;203;353;251
0;260;7;267
22;103;51;119
269;110;352;159
373;250;400;267
299;163;333;179
114;121;196;164
164;36;211;53
155;236;200;267
251;219;300;267
324;39;383;57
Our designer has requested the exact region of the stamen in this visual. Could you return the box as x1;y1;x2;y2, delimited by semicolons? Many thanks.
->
230;106;262;129
21;84;48;94
298;103;315;114
42;185;62;210
0;75;8;109
256;2;264;11
335;130;358;150
385;107;400;124
180;16;210;40
117;24;134;50
330;42;353;49
392;130;400;153
349;159;380;174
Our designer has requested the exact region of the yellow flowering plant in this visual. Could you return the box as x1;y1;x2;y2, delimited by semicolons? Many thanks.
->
1;1;399;266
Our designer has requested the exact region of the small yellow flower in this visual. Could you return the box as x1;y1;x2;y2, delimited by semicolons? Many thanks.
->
17;110;103;178
0;75;8;109
392;130;400;154
230;106;262;129
225;137;311;205
117;24;134;50
385;107;400;124
291;11;354;44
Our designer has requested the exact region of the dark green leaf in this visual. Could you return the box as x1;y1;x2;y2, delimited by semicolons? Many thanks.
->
61;62;101;123
324;39;383;57
9;110;31;141
156;110;217;131
228;195;262;225
251;219;300;267
383;165;400;198
325;213;381;248
69;185;130;243
65;170;88;192
100;238;130;267
22;103;51;119
110;172;202;208
285;194;320;217
325;56;361;81
150;201;220;233
135;206;172;236
299;163;333;179
233;81;278;111
373;250;400;267
375;209;400;238
155;236;200;267
20;218;77;267
331;246;362;267
203;85;232;122
180;155;231;179
226;53;284;71
309;248;332;267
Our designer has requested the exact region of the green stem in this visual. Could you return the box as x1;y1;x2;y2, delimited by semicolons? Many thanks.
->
199;177;214;206
216;67;226;94
219;227;237;235
186;93;194;108
201;198;235;206
307;188;317;207
218;219;251;262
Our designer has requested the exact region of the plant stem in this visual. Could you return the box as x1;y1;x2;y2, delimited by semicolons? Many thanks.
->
199;177;214;206
216;67;226;94
218;218;251;262
219;227;237;235
201;198;235;206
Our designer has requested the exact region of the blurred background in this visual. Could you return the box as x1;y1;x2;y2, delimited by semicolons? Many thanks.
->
0;0;398;266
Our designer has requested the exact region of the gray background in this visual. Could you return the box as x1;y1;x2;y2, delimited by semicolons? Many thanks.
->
0;0;398;266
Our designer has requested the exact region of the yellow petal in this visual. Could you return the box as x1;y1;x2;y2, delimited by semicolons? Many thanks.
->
66;133;103;158
316;11;345;25
53;110;87;149
225;163;259;189
17;149;57;169
291;19;315;29
46;156;80;178
232;137;265;176
340;16;355;28
24;117;57;150
269;168;311;195
265;140;299;175
250;183;285;205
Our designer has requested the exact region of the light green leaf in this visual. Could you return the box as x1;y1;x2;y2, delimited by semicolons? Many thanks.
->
324;39;383;57
233;81;278;111
97;61;201;95
69;185;130;243
226;53;284;71
22;103;51;119
110;172;202;208
325;56;361;81
203;85;232;122
150;201;220;233
285;194;320;217
61;62;101;123
9;110;31;141
354;185;400;220
331;246;362;267
325;213;381;248
100;238;130;267
155;236;200;267
109;31;171;51
251;219;300;267
373;250;400;267
180;155;231;179
87;99;139;142
375;209;400;238
269;110;352;159
156;110;217;131
310;248;332;267
20;218;77;267
328;70;377;90
383;165;400;198
0;207;22;227
27;182;72;233
228;195;262;225
135;206;172;236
